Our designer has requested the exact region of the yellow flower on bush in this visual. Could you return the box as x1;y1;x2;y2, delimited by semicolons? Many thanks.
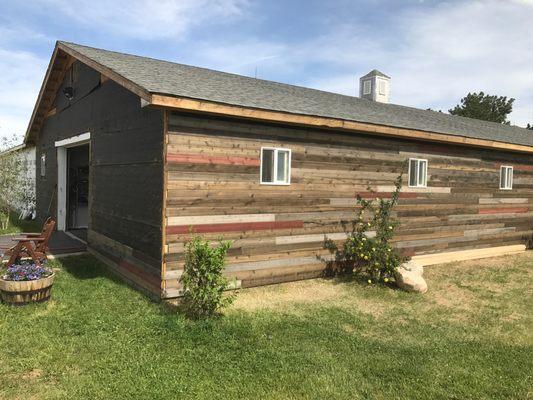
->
384;278;389;283
367;279;372;284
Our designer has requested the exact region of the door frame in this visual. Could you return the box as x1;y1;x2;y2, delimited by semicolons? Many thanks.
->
55;132;91;231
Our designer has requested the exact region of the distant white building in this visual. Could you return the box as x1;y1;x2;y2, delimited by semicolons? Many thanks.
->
0;143;36;217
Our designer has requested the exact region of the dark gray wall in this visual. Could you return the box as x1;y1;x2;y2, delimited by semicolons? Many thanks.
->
36;61;164;262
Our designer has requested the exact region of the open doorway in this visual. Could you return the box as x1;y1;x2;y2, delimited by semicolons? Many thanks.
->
67;144;89;241
55;132;90;240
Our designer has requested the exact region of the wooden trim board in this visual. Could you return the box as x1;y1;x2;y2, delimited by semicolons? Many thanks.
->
151;95;533;154
411;245;527;266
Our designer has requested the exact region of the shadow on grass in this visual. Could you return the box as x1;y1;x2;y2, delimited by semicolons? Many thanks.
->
55;253;142;293
149;303;531;400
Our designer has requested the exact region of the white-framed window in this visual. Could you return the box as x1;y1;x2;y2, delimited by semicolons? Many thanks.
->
408;158;428;188
379;80;386;95
40;153;46;177
363;80;372;95
260;147;291;185
499;166;513;190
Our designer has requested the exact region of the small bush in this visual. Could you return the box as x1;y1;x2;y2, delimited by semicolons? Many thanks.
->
180;235;234;318
324;172;406;284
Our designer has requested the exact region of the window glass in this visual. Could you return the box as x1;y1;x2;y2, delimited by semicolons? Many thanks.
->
418;160;427;186
40;154;46;177
261;149;274;183
277;150;289;183
409;159;418;186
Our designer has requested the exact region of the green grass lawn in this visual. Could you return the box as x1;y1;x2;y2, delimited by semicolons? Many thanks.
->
0;212;41;235
1;253;532;399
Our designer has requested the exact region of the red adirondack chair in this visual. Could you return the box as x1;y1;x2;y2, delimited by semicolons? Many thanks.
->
3;217;56;267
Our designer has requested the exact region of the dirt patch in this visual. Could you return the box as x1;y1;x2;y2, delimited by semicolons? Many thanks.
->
5;369;43;383
232;278;392;318
233;280;342;312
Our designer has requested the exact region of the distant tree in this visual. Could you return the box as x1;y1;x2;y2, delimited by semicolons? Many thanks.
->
449;92;514;124
0;136;24;229
527;123;533;130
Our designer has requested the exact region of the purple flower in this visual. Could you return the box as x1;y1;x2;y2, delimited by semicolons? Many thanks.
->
2;261;52;281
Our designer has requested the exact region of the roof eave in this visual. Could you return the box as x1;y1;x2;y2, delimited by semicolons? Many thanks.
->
150;94;533;154
24;41;152;144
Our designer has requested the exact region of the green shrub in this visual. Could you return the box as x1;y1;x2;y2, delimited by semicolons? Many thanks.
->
181;235;234;318
324;173;406;284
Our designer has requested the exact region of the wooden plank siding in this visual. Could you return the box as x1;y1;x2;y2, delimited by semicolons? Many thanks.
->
160;112;533;298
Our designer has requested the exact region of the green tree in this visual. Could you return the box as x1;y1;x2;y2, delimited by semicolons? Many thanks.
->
0;135;24;230
449;92;514;124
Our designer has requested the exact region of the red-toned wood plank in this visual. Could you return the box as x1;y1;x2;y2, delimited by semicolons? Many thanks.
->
415;143;453;154
493;162;533;172
478;207;528;214
358;192;418;199
514;164;533;172
167;153;260;166
166;220;304;235
118;259;161;288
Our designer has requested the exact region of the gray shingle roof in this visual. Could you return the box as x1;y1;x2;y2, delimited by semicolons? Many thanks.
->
60;41;533;148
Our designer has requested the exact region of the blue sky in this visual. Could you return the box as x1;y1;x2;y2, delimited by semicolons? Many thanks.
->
1;0;532;140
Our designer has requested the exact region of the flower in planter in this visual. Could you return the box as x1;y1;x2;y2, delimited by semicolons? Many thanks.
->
2;262;53;282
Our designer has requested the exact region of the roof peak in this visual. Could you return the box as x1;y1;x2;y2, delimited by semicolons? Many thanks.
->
361;69;391;79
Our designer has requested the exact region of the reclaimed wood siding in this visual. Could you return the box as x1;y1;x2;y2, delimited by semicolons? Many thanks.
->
162;112;533;297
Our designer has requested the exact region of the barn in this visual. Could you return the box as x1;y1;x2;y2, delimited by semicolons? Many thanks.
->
24;41;533;299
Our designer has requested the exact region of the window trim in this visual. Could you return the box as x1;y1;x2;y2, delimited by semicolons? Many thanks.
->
499;165;513;190
260;147;291;185
378;80;386;95
408;158;428;188
363;80;372;95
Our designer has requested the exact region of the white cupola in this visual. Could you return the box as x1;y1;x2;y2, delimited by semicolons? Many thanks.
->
359;69;390;103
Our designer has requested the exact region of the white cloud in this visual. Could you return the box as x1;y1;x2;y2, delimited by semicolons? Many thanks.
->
39;0;248;39
305;0;533;127
0;0;249;140
181;1;533;126
2;0;532;143
0;48;48;141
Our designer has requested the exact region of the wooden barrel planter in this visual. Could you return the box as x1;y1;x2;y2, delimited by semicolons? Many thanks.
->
0;273;55;305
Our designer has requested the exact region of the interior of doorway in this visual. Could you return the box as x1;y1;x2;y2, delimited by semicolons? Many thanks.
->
67;144;89;241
